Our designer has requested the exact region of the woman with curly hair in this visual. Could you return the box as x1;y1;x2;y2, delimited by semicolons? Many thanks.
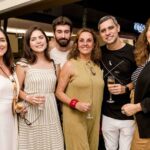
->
56;28;104;150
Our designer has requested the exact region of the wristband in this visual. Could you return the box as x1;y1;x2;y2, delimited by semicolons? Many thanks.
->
69;99;79;108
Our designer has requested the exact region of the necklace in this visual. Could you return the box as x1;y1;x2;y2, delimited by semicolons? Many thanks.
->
86;61;96;76
85;61;95;119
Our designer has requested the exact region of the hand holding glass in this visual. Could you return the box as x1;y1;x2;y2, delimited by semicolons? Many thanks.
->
107;76;115;103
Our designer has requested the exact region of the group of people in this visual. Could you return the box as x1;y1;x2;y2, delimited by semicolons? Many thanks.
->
0;14;150;150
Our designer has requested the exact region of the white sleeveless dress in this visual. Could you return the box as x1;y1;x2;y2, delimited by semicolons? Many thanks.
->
17;62;64;150
0;74;18;150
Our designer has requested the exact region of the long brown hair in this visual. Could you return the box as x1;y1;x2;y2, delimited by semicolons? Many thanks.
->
0;28;14;73
134;18;150;66
68;28;101;65
23;26;51;64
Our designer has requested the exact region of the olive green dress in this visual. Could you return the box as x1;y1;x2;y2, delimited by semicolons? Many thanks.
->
63;58;104;150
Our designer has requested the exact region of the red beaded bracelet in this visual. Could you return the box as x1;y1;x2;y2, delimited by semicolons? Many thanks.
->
69;99;79;108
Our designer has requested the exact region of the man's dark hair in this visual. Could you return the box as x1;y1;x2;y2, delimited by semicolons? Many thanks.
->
52;16;72;32
98;15;118;30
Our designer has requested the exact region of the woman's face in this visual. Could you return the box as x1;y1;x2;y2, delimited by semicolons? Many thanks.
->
0;31;7;57
78;31;94;58
29;30;47;53
146;25;150;44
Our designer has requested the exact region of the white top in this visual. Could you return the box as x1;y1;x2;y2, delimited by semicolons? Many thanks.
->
49;47;69;68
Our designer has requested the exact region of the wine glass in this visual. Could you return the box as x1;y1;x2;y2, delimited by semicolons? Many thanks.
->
107;75;115;103
86;103;93;120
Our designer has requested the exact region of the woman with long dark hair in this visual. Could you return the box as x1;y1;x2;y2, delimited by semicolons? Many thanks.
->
0;28;19;150
16;26;64;150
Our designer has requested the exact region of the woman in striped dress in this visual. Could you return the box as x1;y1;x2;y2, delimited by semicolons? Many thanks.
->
16;26;64;150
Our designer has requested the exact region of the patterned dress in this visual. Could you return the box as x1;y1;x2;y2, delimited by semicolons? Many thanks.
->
17;61;64;150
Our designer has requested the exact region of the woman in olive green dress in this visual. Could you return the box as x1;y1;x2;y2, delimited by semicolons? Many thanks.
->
56;28;104;150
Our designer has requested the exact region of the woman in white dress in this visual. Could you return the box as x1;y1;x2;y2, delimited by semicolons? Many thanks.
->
16;26;64;150
0;28;18;150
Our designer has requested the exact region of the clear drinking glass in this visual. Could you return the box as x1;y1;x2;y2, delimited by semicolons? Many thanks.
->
38;94;45;111
86;103;93;120
107;75;115;103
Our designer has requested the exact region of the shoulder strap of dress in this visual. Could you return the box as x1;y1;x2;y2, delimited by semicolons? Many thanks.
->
16;58;30;68
51;59;57;76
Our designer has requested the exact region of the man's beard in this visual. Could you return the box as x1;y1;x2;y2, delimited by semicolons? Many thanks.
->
56;38;70;47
